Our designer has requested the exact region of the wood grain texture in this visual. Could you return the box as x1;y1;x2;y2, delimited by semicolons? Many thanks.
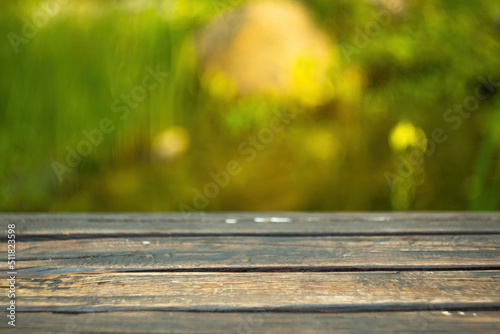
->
1;213;499;333
7;271;500;312
2;311;500;333
10;235;500;273
2;212;500;237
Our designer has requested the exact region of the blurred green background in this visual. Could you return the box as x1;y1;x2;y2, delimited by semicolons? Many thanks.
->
1;0;499;212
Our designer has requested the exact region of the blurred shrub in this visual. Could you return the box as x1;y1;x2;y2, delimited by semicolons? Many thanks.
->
0;0;499;211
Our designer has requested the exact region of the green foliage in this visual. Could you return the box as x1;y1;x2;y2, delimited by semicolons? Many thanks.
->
1;0;499;211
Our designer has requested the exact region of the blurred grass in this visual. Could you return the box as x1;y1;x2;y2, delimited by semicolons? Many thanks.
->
0;0;499;211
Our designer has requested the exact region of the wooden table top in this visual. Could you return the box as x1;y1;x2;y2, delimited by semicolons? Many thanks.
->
1;212;500;333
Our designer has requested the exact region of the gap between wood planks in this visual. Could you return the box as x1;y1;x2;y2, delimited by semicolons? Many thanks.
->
10;265;500;277
14;230;500;241
2;311;500;334
15;303;500;314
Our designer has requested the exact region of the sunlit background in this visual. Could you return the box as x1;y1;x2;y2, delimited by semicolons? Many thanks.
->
1;0;500;211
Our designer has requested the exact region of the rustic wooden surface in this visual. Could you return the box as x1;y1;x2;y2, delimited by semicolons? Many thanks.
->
1;213;500;333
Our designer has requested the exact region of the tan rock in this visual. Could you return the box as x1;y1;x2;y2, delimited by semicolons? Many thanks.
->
196;0;337;106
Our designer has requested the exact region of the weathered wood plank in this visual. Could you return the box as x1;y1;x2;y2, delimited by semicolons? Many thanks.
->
7;271;500;312
10;235;500;273
3;311;500;333
2;213;500;237
2;213;499;332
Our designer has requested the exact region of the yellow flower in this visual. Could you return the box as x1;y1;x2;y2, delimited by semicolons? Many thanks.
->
389;120;427;153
